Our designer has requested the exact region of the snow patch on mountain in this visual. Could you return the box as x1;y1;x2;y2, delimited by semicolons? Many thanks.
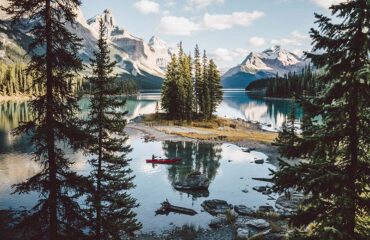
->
224;46;308;78
222;46;309;88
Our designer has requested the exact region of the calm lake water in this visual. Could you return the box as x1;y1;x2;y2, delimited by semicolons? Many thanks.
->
0;90;302;233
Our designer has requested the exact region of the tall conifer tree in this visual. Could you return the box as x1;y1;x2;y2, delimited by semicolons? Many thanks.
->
194;44;202;114
207;59;223;117
272;1;370;239
3;0;87;239
85;19;141;239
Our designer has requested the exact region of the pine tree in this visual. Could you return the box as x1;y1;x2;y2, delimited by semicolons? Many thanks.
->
194;44;202;114
3;1;87;239
207;59;223;117
85;19;141;239
201;50;210;118
272;1;370;239
273;98;300;158
161;54;182;119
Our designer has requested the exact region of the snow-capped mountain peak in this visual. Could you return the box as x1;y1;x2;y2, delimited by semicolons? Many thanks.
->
222;46;309;88
148;36;168;50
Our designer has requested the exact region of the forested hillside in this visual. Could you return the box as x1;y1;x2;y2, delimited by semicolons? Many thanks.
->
246;65;320;98
0;62;43;96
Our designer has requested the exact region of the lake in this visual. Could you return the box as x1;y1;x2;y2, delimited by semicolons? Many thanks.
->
0;90;301;233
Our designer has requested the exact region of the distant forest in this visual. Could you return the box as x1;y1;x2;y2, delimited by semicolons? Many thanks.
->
246;65;321;98
0;61;139;97
0;62;44;96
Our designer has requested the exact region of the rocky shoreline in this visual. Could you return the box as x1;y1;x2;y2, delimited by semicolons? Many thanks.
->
126;118;302;239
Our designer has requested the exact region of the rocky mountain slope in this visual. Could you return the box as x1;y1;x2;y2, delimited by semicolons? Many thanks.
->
222;46;309;88
0;5;173;89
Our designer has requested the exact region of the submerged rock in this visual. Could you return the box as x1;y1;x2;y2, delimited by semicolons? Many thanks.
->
174;171;210;191
201;199;233;215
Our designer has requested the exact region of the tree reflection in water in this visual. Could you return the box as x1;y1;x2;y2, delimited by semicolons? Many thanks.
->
162;141;222;199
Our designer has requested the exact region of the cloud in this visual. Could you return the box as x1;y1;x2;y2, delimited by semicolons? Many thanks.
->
158;10;264;36
270;31;309;47
158;16;200;36
210;48;247;62
188;0;225;9
203;11;264;30
248;37;266;47
310;0;347;9
134;0;160;14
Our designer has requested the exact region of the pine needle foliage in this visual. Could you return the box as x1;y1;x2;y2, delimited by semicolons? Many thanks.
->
84;19;141;240
2;0;88;239
272;1;370;239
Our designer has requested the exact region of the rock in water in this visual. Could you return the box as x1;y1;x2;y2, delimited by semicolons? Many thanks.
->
201;199;233;215
236;228;251;239
234;205;255;216
254;159;264;164
258;205;275;212
209;216;227;228
174;171;210;190
246;219;270;229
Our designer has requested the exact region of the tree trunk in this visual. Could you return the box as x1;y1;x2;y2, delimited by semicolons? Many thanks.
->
96;105;103;240
346;79;358;238
45;0;58;239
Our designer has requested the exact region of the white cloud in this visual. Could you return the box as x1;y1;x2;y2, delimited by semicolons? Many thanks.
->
158;10;264;36
310;0;347;9
248;37;266;47
210;48;247;62
188;0;225;9
158;16;200;36
270;31;309;47
134;0;160;14
203;11;264;30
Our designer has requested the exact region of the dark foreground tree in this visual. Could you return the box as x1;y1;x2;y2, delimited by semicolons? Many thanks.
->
272;1;370;239
3;0;87;239
85;19;141;239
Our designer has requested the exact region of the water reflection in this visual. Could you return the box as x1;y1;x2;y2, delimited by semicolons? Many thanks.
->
219;91;302;131
0;101;33;153
162;141;222;199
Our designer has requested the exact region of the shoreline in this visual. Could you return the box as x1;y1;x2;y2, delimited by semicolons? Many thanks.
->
0;95;33;102
127;118;281;165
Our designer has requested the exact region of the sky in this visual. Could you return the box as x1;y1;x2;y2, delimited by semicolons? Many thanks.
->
81;0;344;69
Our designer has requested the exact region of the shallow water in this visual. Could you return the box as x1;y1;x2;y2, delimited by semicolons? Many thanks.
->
0;90;298;232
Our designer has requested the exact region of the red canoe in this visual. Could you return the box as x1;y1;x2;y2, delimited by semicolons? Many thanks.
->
146;158;182;164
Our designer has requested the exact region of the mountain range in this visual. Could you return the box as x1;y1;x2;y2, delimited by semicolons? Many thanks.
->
0;2;309;90
222;46;309;88
0;4;174;89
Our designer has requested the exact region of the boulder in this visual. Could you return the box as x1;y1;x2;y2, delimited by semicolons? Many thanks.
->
254;159;264;164
209;216;227;229
253;186;268;192
275;193;305;212
236;228;251;239
174;171;210;191
201;199;233;215
246;219;270;229
234;205;255;216
258;205;275;212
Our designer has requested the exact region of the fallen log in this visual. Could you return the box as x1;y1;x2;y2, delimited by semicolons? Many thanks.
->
155;200;198;216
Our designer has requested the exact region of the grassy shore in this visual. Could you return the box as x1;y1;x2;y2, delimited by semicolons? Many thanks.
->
141;113;278;144
0;95;32;102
